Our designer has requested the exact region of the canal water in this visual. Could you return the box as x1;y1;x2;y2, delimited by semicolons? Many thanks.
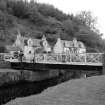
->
0;70;101;105
0;78;59;105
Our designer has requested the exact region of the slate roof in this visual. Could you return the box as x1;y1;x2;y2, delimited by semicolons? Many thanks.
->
32;39;41;47
22;37;41;47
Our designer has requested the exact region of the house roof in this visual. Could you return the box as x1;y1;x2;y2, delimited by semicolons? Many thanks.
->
32;39;41;47
61;40;85;48
22;37;41;47
62;40;73;48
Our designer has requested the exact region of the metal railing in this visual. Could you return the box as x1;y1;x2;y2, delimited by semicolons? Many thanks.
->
35;53;103;65
0;53;104;66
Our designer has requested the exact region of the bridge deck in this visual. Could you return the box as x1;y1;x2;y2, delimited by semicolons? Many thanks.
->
37;61;103;66
10;62;103;71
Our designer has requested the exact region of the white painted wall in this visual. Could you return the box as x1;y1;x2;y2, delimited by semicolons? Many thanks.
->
53;38;64;54
24;46;35;62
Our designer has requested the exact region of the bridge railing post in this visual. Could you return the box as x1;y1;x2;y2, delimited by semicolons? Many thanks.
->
44;53;47;63
102;53;105;74
84;53;87;63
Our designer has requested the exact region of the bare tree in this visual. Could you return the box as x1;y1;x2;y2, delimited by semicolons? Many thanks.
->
76;11;97;30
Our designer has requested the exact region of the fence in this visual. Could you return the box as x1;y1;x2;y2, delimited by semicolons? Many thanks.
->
35;53;103;65
0;53;103;66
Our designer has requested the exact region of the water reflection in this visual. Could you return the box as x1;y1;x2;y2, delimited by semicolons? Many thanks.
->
0;78;59;105
0;70;100;105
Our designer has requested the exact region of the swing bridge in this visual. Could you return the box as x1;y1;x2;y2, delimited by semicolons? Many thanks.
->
0;52;103;66
34;53;103;66
0;52;105;78
0;52;104;69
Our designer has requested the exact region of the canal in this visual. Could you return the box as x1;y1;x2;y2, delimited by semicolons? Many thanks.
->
0;69;101;105
0;77;60;105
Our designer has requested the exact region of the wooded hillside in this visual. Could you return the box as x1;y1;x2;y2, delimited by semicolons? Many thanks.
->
0;0;104;52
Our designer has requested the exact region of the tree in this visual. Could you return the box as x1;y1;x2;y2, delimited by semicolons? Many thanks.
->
0;11;14;29
75;11;97;30
0;0;7;12
62;19;77;38
0;46;6;53
10;0;28;18
29;8;46;26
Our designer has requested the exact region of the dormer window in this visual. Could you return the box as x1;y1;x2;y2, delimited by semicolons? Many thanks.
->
29;51;31;54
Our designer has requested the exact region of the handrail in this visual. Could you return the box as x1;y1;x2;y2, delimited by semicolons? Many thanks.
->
35;53;103;65
0;53;103;66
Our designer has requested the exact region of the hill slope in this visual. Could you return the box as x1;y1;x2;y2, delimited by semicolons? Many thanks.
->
0;0;104;52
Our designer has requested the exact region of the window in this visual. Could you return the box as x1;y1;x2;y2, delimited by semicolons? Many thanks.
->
29;51;31;54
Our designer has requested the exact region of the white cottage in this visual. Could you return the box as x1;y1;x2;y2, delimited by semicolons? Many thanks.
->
78;41;86;54
61;38;86;55
23;38;35;62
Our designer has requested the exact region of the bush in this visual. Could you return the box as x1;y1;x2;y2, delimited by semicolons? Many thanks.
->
29;9;46;26
37;3;68;21
7;0;28;18
0;11;14;28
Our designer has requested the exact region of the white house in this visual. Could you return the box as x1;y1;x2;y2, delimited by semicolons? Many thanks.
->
23;46;35;62
23;38;35;62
